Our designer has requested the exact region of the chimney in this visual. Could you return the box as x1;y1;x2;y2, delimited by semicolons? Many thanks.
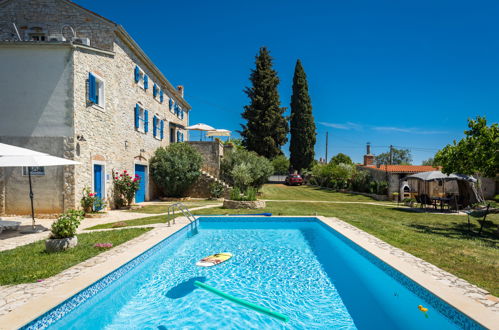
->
177;85;184;97
363;142;374;166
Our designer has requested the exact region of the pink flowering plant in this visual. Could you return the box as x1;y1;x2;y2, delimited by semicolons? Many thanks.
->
94;243;113;249
80;186;106;213
113;169;141;207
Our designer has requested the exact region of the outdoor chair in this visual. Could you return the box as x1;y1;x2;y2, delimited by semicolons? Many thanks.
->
419;194;436;211
465;204;491;235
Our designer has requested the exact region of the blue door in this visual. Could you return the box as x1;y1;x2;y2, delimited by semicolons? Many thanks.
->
93;164;103;210
135;164;147;203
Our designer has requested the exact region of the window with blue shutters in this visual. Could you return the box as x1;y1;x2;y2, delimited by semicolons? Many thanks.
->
153;116;157;137
153;84;158;97
144;75;149;90
134;65;146;89
159;90;164;103
88;72;105;108
134;104;148;133
160;120;164;140
134;66;140;83
176;131;180;143
169;99;174;112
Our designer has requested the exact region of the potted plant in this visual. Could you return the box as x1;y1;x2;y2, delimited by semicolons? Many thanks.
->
45;209;84;253
402;198;416;207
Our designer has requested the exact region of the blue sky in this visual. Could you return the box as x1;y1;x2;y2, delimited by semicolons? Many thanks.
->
78;0;499;164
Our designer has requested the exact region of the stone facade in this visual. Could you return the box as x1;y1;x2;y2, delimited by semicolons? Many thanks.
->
0;0;116;51
0;0;191;214
186;141;224;177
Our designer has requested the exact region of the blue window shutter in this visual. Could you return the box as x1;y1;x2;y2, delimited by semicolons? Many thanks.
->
181;132;184;142
134;104;140;128
88;73;96;103
176;131;180;142
153;116;157;137
169;99;173;110
134;66;140;83
180;110;184;120
144;75;149;90
159;90;164;103
153;84;158;97
144;110;149;133
160;120;164;139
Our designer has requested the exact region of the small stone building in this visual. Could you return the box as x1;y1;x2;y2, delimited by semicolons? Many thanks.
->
358;143;439;196
0;0;190;215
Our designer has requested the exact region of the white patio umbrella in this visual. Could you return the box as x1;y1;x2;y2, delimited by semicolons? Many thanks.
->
186;123;215;141
0;151;80;232
0;142;47;156
206;129;231;137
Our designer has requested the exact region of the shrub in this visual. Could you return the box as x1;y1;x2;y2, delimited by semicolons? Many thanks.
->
229;187;257;201
80;186;106;213
150;143;203;197
494;194;499;202
50;209;84;239
210;181;225;199
271;155;290;175
351;170;372;193
113;170;140;206
221;148;273;190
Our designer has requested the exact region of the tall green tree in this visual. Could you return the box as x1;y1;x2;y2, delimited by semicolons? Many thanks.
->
376;147;412;165
289;59;316;172
240;47;288;158
434;116;498;177
330;153;353;165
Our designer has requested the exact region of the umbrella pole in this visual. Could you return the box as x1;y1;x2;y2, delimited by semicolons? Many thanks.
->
28;167;35;229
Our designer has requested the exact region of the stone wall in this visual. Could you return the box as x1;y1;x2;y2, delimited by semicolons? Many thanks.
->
186;172;231;199
72;38;189;208
0;0;116;50
186;141;223;177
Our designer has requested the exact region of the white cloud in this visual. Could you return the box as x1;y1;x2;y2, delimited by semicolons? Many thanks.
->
318;122;362;130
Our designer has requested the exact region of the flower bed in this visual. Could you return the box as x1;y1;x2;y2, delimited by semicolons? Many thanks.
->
222;200;266;209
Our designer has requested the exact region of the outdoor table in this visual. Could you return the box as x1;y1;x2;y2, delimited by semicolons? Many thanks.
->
431;197;452;211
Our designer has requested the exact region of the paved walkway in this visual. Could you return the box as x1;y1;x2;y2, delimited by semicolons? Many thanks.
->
0;203;221;252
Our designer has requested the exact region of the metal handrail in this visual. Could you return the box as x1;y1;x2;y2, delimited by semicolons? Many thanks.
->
167;202;196;226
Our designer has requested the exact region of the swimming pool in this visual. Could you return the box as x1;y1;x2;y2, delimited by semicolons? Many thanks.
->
24;217;483;329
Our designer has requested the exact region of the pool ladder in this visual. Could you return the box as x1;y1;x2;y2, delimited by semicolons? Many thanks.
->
167;202;197;226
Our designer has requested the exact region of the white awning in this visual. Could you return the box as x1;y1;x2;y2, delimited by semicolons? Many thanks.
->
0;154;80;167
186;123;215;131
206;129;231;137
0;143;47;156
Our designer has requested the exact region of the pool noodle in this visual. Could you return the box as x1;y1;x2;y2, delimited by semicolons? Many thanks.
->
194;281;289;322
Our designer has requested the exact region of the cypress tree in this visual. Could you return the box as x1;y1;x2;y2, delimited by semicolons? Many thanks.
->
289;59;316;172
240;47;288;158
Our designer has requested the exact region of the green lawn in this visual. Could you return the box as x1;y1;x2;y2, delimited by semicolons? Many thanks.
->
261;184;392;202
128;201;220;214
87;215;173;230
0;228;152;285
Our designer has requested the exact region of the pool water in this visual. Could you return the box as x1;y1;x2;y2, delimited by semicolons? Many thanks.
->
32;217;481;329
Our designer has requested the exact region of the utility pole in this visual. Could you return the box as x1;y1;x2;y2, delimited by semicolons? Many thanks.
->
325;132;329;163
389;145;393;165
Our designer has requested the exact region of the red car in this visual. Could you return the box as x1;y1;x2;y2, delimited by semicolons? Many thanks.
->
285;174;304;186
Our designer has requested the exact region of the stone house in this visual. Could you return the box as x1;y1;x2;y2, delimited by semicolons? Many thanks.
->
358;143;497;199
358;143;439;197
0;0;190;215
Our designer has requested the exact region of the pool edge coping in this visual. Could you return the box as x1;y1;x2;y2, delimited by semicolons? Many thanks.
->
1;215;497;329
